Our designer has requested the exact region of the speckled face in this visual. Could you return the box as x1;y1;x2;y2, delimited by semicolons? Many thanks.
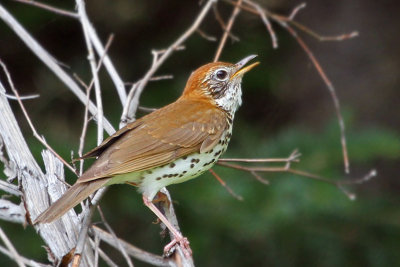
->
201;55;259;115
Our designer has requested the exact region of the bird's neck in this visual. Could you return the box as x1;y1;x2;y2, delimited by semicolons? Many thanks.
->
213;83;242;117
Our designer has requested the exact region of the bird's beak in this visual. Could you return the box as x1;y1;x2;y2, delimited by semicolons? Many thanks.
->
231;55;259;79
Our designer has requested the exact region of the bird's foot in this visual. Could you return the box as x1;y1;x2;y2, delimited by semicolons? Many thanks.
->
153;191;171;207
142;194;193;258
163;234;192;257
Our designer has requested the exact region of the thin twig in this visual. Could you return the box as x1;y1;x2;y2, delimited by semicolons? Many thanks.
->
223;0;351;173
138;106;158;113
0;180;21;196
88;238;119;267
0;5;115;134
196;29;217;41
217;160;376;200
214;0;243;61
223;0;358;41
121;0;216;123
149;75;174;81
13;0;78;18
76;0;104;145
218;149;301;163
288;2;306;20
289;20;359;41
92;225;172;267
16;0;127;105
76;34;114;175
212;3;240;43
0;244;50;267
244;0;278;49
209;169;243;200
250;171;270;185
0;91;39;101
93;232;100;267
279;22;350;173
0;60;77;174
0;226;26;267
77;80;92;175
72;187;108;267
97;206;134;267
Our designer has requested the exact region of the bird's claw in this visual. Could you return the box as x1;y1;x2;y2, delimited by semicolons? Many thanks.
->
163;236;192;258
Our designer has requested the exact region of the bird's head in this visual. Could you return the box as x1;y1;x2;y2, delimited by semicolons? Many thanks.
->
182;55;259;115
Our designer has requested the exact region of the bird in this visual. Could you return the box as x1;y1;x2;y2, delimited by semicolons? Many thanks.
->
34;55;259;256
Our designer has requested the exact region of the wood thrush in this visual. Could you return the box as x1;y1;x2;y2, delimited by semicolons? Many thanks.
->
34;55;259;256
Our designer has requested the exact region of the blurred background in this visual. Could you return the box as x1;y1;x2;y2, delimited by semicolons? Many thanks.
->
0;0;399;266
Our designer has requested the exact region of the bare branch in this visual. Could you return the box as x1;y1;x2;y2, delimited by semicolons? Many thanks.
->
13;0;127;104
0;59;77;174
0;226;26;267
0;5;115;135
0;244;50;267
209;169;243;200
149;75;174;81
97;206;134;267
219;149;301;163
222;0;352;173
92;226;173;267
214;0;243;62
0;180;21;196
76;0;104;145
278;22;350;173
288;2;306;20
88;238;119;267
77;34;114;174
13;0;78;18
121;0;216;124
196;29;217;41
289;20;359;41
0;91;39;101
158;188;195;266
212;3;240;43
0;199;25;224
218;158;376;200
72;187;108;267
244;0;278;49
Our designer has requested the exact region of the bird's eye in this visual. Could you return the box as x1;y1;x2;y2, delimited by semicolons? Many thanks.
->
215;69;228;81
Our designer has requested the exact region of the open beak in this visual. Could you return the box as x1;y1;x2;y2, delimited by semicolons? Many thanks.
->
231;55;259;79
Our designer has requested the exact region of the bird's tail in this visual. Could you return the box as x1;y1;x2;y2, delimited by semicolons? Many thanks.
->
33;178;110;224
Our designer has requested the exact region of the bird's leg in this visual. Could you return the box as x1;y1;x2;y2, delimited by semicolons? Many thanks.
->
152;191;171;207
142;195;192;257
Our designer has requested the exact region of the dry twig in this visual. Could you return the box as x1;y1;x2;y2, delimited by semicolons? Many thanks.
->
0;4;116;135
0;226;26;267
209;169;243;200
121;0;216;124
222;0;355;173
97;207;134;267
214;0;244;61
0;59;76;174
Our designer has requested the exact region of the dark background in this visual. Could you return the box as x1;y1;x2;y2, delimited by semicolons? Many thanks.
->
0;0;399;266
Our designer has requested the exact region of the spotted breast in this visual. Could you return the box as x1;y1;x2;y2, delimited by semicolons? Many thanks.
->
128;123;233;199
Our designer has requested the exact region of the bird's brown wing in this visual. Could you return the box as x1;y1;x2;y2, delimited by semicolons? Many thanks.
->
78;120;145;160
77;99;228;183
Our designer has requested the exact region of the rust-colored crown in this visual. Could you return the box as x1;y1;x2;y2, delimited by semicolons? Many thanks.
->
181;55;259;114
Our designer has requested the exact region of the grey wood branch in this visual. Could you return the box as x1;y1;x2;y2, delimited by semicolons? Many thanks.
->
0;80;93;266
0;199;25;224
0;4;115;135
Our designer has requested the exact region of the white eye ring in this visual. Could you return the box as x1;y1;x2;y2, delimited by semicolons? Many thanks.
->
214;69;229;81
